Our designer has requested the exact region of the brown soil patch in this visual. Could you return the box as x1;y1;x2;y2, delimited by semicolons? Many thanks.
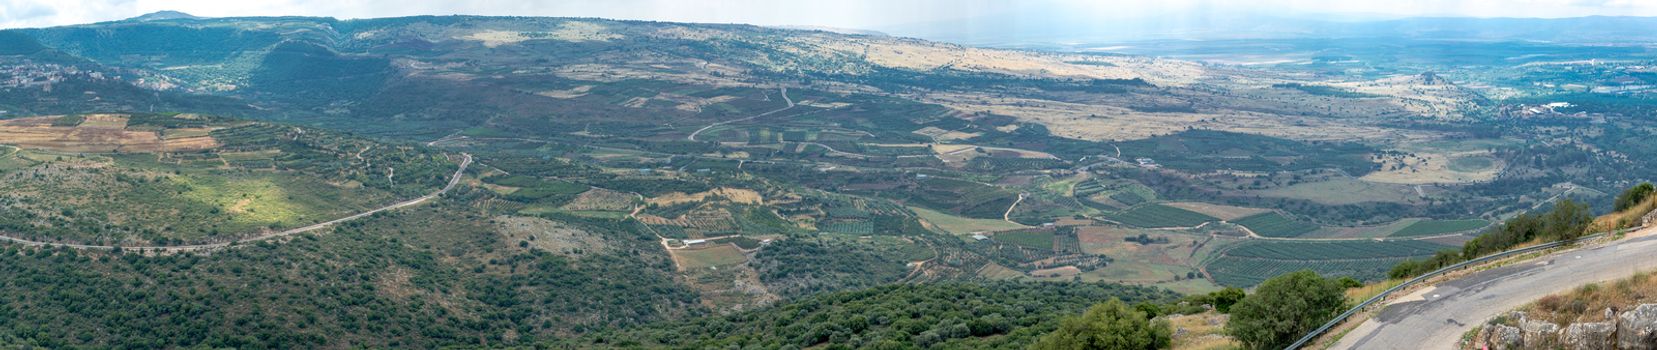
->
647;187;763;207
0;115;219;153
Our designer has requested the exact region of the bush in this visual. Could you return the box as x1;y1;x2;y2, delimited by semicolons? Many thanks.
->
1227;270;1348;350
1616;182;1654;212
1031;298;1172;350
1389;199;1593;279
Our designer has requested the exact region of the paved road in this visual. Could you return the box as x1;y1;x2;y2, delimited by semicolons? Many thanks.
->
0;153;472;253
1332;227;1657;350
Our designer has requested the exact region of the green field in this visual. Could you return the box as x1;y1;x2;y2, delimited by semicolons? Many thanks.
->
995;230;1055;250
1231;212;1320;237
909;206;1026;235
1206;239;1452;287
1448;156;1497;172
1102;204;1218;228
1389;219;1490;237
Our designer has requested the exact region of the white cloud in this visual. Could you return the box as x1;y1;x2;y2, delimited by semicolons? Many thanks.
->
3;0;1657;29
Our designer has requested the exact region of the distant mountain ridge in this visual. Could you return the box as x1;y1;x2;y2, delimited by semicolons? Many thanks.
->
884;13;1657;47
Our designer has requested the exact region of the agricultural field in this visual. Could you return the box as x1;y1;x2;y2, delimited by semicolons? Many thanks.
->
1230;212;1320;238
1067;225;1224;293
671;244;749;270
908;206;1020;233
1163;201;1269;221
1388;219;1490;237
994;229;1055;250
1100;204;1218;228
1205;239;1452;287
0;114;220;153
1253;177;1423;205
900;177;1020;219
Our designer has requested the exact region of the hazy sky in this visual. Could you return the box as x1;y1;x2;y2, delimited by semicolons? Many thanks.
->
3;0;1656;30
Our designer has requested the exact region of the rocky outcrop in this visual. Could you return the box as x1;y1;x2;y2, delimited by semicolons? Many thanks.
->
1472;323;1524;350
1465;305;1657;349
1518;312;1561;347
1620;304;1657;349
1562;321;1615;350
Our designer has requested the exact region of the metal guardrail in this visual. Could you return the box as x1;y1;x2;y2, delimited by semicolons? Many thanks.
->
1284;229;1624;350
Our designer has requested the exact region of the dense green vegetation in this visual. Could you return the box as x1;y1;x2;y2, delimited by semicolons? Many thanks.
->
1616;182;1654;212
0;196;698;349
750;237;915;298
1029;299;1171;350
589;281;1179;349
1227;271;1348;350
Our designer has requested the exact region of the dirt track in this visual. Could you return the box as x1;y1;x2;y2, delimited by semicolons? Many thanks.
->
0;153;472;253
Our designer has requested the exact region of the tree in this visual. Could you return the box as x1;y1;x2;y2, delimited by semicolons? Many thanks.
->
1545;199;1593;241
1031;298;1172;350
1226;270;1347;350
1616;182;1654;212
1208;287;1246;313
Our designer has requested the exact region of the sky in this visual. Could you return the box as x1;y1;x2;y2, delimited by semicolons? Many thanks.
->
4;0;1657;30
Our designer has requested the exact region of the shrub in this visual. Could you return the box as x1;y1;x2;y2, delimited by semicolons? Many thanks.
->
1031;298;1172;350
1227;270;1347;350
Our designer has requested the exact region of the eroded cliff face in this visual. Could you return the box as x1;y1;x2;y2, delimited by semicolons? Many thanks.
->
1466;304;1657;350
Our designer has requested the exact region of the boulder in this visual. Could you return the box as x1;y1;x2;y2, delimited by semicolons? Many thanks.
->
1488;324;1524;350
1620;304;1657;350
1560;321;1615;350
1516;312;1562;347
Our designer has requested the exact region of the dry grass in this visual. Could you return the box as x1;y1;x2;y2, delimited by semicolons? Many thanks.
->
671;244;749;270
561;188;636;212
1361;151;1501;185
1167;312;1242;350
1519;271;1657;325
1346;278;1407;304
1593;196;1657;233
922;93;1411;143
458;21;622;47
0;115;220;153
1164;202;1268;221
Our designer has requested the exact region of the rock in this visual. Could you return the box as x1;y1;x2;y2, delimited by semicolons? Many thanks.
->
1561;321;1614;350
1620;304;1657;350
1516;314;1560;348
1488;324;1524;350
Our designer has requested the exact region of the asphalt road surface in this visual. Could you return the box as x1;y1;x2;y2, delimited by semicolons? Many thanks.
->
1332;227;1657;349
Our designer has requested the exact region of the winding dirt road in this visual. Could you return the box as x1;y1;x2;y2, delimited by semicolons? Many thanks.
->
687;87;794;142
0;153;472;253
